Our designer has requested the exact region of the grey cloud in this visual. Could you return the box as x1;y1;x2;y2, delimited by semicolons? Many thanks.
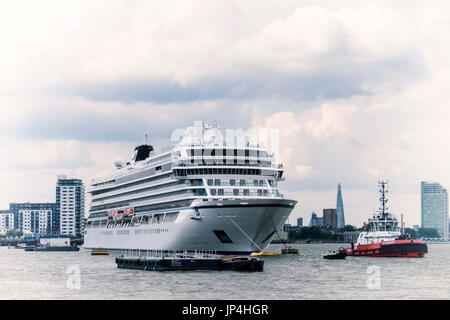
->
53;53;425;105
2;102;254;142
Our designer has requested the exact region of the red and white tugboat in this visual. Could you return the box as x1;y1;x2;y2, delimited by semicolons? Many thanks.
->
343;181;428;258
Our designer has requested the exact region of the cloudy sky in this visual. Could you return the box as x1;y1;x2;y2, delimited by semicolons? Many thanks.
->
1;0;449;227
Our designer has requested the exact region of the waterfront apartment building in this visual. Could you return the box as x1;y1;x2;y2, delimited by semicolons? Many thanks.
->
56;175;85;237
0;211;15;234
9;203;57;234
19;209;53;234
323;208;337;229
421;181;448;239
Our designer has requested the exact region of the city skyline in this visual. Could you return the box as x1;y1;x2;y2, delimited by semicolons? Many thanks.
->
2;1;450;228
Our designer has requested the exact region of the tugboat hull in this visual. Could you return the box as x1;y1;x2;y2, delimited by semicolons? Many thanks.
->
344;240;427;258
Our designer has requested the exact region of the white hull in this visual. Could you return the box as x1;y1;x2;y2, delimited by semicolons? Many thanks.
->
84;199;296;253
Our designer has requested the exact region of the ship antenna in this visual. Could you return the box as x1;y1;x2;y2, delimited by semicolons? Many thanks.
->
378;180;389;218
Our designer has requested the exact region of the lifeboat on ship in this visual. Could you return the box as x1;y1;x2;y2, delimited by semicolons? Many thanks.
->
343;181;428;258
108;208;134;220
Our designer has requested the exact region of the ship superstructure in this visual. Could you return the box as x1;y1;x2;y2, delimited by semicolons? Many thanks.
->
84;122;297;253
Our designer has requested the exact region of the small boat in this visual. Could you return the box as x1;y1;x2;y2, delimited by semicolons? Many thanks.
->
25;245;80;252
323;249;347;260
115;255;264;272
91;249;110;255
281;247;299;254
343;181;428;258
250;251;279;257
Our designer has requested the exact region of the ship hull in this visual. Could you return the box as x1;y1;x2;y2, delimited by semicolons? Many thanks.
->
344;240;428;258
84;199;296;254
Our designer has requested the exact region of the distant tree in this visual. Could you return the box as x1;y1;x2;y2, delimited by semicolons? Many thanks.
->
340;225;356;232
417;228;441;238
404;228;418;239
4;230;23;238
289;226;339;241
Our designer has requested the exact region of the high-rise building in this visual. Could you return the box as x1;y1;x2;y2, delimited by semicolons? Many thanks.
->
9;203;57;234
309;212;323;227
0;210;15;234
323;208;337;229
297;217;303;227
421;181;448;239
336;183;345;228
56;175;85;237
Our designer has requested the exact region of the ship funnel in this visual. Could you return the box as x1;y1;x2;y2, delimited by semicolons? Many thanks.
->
133;145;154;162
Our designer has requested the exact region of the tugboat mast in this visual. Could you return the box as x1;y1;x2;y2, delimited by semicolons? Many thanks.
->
378;180;389;218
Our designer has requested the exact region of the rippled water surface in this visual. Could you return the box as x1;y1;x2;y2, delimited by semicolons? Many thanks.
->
0;243;448;300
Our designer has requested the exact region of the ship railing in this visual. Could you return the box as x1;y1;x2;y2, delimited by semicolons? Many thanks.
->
173;162;275;168
119;249;220;259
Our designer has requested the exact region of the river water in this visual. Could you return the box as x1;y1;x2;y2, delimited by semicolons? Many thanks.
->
0;243;448;300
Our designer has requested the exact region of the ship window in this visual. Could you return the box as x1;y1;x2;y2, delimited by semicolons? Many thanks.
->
195;189;207;196
243;189;249;196
230;179;236;186
210;189;217;196
214;179;221;186
233;189;239;196
207;179;213;186
218;189;224;196
240;179;245;186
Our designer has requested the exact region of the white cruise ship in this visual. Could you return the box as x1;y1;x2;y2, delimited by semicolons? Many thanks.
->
84;122;297;254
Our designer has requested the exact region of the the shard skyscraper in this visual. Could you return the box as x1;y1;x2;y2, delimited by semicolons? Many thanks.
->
336;183;345;228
